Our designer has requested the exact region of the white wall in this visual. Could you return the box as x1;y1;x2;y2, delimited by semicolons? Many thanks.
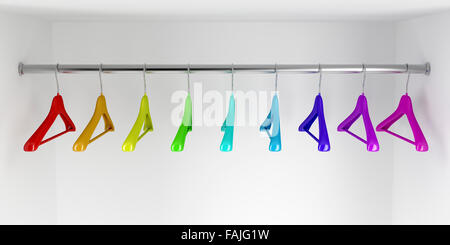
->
1;10;448;225
48;22;396;224
394;12;450;224
1;18;416;225
0;13;54;224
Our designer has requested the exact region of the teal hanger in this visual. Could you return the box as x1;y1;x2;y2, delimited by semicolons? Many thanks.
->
259;65;281;152
220;66;236;151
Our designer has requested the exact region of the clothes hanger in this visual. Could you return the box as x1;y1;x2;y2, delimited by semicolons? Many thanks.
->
24;64;76;151
376;65;428;151
298;64;330;152
337;64;379;152
73;64;115;151
220;64;236;152
171;64;193;152
122;64;154;152
259;64;281;152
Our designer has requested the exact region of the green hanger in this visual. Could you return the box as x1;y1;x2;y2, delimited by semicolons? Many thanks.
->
171;93;192;152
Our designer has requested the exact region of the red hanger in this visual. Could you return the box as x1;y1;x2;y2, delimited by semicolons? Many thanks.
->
24;67;76;151
24;93;76;151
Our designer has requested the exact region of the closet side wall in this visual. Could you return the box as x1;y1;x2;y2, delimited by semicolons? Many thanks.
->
0;13;55;224
394;12;450;224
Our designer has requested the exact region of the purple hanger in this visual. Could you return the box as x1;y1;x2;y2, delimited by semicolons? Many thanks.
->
338;93;379;152
376;93;428;152
299;93;330;151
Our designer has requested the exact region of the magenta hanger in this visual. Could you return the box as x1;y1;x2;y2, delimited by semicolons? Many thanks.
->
376;69;428;151
376;94;427;151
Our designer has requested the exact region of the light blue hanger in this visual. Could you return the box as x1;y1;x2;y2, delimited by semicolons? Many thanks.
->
220;65;236;152
259;65;281;152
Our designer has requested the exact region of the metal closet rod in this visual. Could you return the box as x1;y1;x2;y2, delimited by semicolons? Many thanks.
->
18;63;431;75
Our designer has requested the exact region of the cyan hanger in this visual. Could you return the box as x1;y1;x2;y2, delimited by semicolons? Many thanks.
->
298;64;330;151
259;64;281;152
171;64;193;152
220;64;236;152
122;64;154;152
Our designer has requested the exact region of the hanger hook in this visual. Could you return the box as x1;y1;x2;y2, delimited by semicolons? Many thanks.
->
54;63;60;94
231;63;234;93
274;63;278;92
405;63;411;94
98;63;104;95
187;64;191;93
143;63;147;95
318;63;322;94
361;64;366;94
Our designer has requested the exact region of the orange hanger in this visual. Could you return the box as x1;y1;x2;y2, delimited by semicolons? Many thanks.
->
73;65;114;151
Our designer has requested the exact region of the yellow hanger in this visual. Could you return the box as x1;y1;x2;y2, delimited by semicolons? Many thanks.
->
122;95;153;151
73;65;115;151
122;65;154;151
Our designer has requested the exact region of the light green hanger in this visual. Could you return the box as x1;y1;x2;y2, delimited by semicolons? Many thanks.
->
171;66;192;152
122;65;154;152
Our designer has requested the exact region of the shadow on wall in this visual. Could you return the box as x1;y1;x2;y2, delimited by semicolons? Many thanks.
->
420;81;448;163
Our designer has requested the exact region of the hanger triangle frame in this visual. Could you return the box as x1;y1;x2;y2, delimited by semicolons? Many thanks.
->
299;94;330;152
24;94;76;151
171;93;192;152
73;94;114;152
260;94;281;152
220;94;235;152
376;94;428;152
122;94;154;152
337;93;379;152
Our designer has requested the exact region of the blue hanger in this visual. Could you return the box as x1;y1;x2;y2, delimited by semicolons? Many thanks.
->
260;94;281;152
260;66;281;152
299;94;330;151
298;67;330;151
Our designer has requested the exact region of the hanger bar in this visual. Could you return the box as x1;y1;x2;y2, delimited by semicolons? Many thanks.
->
18;63;431;75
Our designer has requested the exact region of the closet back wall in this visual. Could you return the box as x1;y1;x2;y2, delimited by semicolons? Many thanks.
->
12;21;398;224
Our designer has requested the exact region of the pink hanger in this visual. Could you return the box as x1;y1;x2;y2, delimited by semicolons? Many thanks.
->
337;65;379;152
376;68;428;152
